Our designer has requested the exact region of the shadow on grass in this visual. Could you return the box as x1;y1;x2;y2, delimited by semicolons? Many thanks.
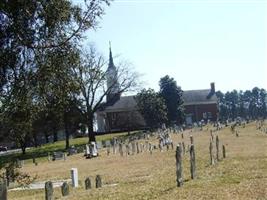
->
0;130;145;167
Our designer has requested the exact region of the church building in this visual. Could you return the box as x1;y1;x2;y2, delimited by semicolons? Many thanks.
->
96;46;218;133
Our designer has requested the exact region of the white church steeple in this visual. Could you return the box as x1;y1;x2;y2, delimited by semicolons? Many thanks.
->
106;42;120;102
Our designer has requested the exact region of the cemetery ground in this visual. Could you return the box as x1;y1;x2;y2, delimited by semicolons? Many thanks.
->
6;122;267;199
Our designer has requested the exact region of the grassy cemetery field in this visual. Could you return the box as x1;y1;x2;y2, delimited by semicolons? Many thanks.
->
6;121;267;200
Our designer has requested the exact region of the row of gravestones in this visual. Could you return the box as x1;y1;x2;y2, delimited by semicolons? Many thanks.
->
176;135;227;187
45;174;102;200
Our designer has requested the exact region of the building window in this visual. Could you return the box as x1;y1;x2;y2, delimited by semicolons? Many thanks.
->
207;112;212;118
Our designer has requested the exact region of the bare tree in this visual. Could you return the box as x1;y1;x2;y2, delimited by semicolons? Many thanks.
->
73;45;140;142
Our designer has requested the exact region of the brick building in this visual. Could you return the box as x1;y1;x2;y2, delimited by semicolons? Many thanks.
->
96;46;218;132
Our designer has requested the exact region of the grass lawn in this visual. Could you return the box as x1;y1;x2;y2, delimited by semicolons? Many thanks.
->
0;131;132;166
6;122;267;199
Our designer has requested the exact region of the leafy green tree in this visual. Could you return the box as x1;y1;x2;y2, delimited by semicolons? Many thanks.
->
0;0;110;91
36;45;82;149
135;89;167;129
0;0;111;152
1;75;39;154
159;75;184;125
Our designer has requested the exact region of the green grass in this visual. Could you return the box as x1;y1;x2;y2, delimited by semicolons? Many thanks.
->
0;131;140;167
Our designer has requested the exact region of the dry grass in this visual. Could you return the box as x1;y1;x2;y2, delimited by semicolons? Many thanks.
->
8;122;267;200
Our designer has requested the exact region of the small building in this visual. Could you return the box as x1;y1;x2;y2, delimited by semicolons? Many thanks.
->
183;83;218;125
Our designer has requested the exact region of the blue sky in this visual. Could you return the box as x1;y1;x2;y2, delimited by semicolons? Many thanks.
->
83;0;266;93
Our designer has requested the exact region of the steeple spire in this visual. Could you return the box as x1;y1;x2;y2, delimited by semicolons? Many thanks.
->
108;41;115;70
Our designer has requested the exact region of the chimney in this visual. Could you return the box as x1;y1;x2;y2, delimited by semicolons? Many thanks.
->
210;82;215;94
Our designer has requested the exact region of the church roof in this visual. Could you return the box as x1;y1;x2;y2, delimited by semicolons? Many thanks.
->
98;87;217;113
100;96;137;113
182;89;217;105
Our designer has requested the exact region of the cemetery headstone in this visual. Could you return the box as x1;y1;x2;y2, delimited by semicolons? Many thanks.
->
119;143;123;156
97;141;102;149
0;179;7;200
45;181;53;200
136;142;140;154
52;151;64;161
48;153;51;162
209;139;215;165
131;142;136;155
68;146;77;156
190;135;194;145
182;142;185;155
88;142;98;158
107;145;110;156
96;175;102;188
222;145;226;159
176;145;183;187
85;177;91;190
61;182;69;196
149;143;153;155
112;138;117;154
85;144;90;158
16;159;23;168
102;140;106;148
216;135;220;161
71;168;79;187
190;145;196;179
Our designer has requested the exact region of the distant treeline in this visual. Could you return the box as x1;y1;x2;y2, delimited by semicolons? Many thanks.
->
216;87;266;121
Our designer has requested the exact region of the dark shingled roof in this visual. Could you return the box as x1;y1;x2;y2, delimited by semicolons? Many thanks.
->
103;96;137;112
182;89;217;105
98;89;217;112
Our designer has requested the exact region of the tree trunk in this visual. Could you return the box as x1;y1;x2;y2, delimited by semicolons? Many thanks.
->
53;126;58;142
64;117;70;150
33;133;38;147
44;131;49;143
21;145;26;155
87;114;95;142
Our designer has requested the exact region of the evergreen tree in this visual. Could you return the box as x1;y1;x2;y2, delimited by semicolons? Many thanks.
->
159;75;184;125
135;89;167;129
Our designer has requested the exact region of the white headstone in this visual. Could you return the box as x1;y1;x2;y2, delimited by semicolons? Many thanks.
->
71;168;79;187
86;144;90;156
90;142;98;157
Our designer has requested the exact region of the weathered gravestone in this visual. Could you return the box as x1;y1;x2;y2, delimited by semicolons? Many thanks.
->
0;179;7;200
190;135;194;145
222;144;226;159
86;142;98;158
136;142;140;154
112;138;117;154
85;144;90;158
126;144;130;155
119;143;123;156
149;143;153;155
61;182;69;196
216;135;220;161
190;145;196;179
45;181;53;200
96;175;102;188
209;139;215;165
107;145;110;156
15;159;23;168
71;168;79;187
131;142;136;155
175;145;183;187
85;177;91;190
97;141;102;149
52;151;64;161
102;140;106;148
68;146;77;156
